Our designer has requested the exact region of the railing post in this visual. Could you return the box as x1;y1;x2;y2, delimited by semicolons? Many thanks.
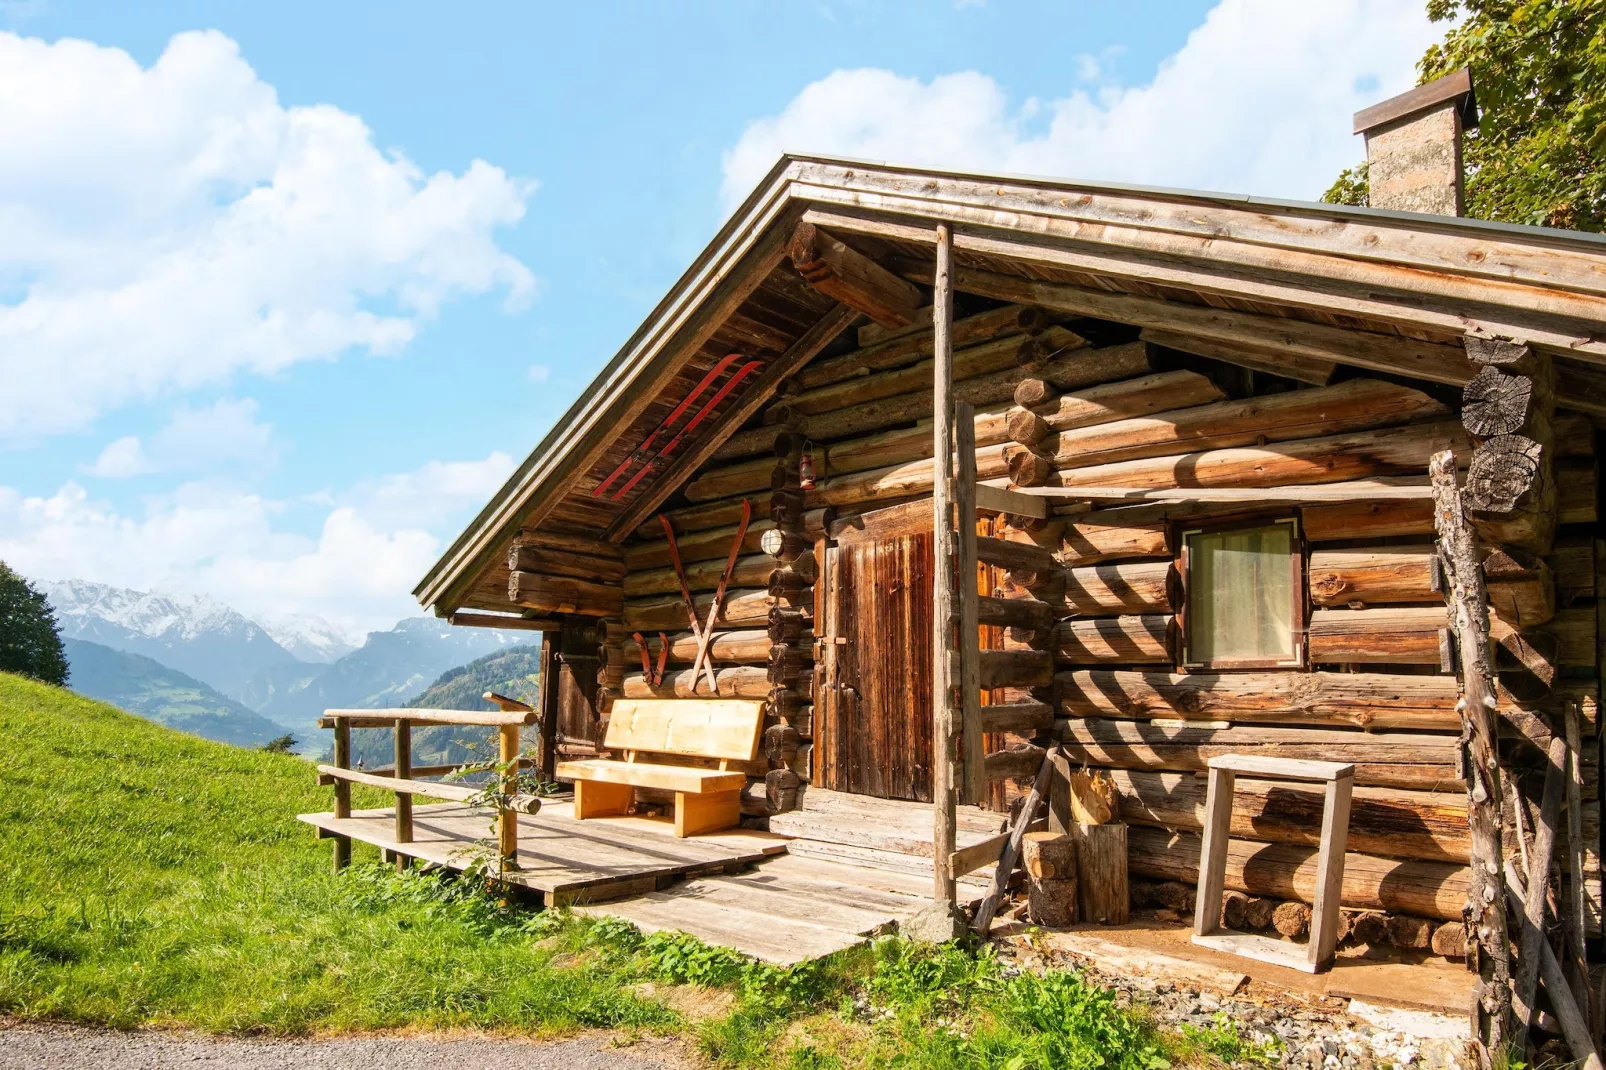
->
393;718;412;871
331;717;352;873
498;722;520;869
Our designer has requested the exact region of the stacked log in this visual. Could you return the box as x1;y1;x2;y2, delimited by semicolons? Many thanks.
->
1009;379;1447;486
975;517;1063;799
1461;338;1556;554
763;443;812;814
1023;831;1078;926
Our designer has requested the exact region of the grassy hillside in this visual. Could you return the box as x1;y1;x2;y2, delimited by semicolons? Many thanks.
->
0;672;1185;1068
0;672;667;1034
63;638;292;748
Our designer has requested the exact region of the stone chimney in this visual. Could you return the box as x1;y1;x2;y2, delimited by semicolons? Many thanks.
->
1353;68;1478;216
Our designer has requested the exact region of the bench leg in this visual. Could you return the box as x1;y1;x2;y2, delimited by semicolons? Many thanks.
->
674;789;741;838
574;779;633;820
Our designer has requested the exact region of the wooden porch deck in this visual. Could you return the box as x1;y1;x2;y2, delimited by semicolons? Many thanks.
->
299;787;1005;963
300;791;1483;1009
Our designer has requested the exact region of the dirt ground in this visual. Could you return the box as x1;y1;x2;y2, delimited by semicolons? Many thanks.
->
0;1020;689;1070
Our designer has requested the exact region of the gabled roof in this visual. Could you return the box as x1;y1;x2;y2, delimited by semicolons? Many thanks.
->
415;154;1606;617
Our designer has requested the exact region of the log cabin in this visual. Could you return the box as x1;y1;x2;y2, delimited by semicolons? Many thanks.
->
415;73;1606;1010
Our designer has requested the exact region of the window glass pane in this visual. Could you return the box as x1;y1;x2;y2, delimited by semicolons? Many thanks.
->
1186;522;1295;664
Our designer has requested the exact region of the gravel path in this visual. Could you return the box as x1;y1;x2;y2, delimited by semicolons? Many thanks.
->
0;1021;688;1070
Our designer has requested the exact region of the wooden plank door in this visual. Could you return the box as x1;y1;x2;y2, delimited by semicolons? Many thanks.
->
814;504;935;802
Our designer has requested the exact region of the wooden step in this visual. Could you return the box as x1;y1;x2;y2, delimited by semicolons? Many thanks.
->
783;838;996;899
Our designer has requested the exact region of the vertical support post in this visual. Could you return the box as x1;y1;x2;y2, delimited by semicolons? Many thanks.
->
1563;701;1589;1010
1431;449;1513;1060
393;718;412;870
498;722;520;870
931;222;957;907
955;402;983;805
331;717;352;873
1310;772;1354;969
1193;764;1234;938
538;635;559;782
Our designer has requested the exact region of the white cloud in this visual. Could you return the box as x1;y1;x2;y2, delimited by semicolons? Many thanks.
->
528;363;551;384
721;0;1436;208
344;451;516;531
0;450;517;632
0;29;537;440
83;397;277;479
84;436;151;478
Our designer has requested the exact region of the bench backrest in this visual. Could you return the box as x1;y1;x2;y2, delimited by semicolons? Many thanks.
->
603;699;764;762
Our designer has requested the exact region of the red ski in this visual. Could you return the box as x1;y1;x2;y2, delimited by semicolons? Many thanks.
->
609;358;763;501
591;352;749;498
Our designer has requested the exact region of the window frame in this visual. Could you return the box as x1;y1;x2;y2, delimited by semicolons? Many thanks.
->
1175;513;1306;672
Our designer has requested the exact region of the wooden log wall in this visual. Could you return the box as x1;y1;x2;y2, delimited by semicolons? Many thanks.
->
1008;345;1603;930
589;293;1601;933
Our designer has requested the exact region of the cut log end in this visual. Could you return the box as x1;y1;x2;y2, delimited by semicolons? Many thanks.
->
1272;901;1312;939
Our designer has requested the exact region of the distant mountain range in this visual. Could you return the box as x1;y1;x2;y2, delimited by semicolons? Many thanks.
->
63;638;290;748
255;613;362;664
40;579;309;700
246;617;534;740
39;578;530;752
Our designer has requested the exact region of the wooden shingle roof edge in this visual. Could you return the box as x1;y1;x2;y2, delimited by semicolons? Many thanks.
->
413;152;1606;617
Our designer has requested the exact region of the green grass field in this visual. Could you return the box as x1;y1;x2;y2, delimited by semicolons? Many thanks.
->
0;671;671;1035
0;671;1223;1068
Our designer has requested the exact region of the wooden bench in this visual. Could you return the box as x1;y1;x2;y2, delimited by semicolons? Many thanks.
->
555;698;763;837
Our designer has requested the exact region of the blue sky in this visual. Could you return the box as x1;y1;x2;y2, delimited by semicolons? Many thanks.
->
0;0;1439;635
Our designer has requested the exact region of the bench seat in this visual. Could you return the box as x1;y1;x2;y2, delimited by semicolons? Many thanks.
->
560;698;765;837
555;759;747;795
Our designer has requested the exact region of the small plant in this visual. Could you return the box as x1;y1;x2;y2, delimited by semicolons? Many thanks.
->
443;738;561;879
783;1043;845;1070
1180;1011;1283;1066
862;935;1001;1017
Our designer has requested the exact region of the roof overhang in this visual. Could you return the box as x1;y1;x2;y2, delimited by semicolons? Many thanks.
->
415;154;1606;617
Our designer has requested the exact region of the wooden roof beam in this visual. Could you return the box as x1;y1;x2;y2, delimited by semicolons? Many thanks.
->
799;203;1606;365
789;220;923;328
898;260;1606;420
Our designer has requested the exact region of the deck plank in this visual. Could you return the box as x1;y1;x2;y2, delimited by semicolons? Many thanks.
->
299;801;785;903
574;851;941;965
580;891;861;965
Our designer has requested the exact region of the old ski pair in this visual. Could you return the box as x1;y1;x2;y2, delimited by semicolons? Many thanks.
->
657;497;752;694
591;352;763;501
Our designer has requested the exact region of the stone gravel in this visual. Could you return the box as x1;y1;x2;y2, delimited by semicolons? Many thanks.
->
0;1021;688;1070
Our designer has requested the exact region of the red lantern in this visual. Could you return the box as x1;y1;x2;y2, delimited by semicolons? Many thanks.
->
798;445;816;490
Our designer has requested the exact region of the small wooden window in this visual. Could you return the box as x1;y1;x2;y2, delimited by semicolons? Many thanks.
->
1179;517;1304;670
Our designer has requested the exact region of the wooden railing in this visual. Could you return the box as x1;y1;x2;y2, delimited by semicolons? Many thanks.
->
317;692;538;874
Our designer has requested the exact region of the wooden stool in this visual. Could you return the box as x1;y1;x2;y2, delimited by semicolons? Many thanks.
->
1192;755;1354;973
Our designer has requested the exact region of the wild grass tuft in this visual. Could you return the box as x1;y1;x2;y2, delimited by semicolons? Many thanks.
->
1178;1012;1283;1066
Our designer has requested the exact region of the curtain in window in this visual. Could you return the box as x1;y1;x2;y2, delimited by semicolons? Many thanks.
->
1187;522;1295;665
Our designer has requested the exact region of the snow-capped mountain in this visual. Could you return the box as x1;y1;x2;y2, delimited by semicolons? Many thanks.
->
245;616;531;738
39;579;299;700
36;577;531;750
255;613;364;664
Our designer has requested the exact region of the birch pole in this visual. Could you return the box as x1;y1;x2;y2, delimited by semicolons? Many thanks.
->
1430;449;1512;1063
932;223;957;907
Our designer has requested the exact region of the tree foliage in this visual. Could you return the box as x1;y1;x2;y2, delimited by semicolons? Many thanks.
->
1325;0;1606;231
0;562;69;687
